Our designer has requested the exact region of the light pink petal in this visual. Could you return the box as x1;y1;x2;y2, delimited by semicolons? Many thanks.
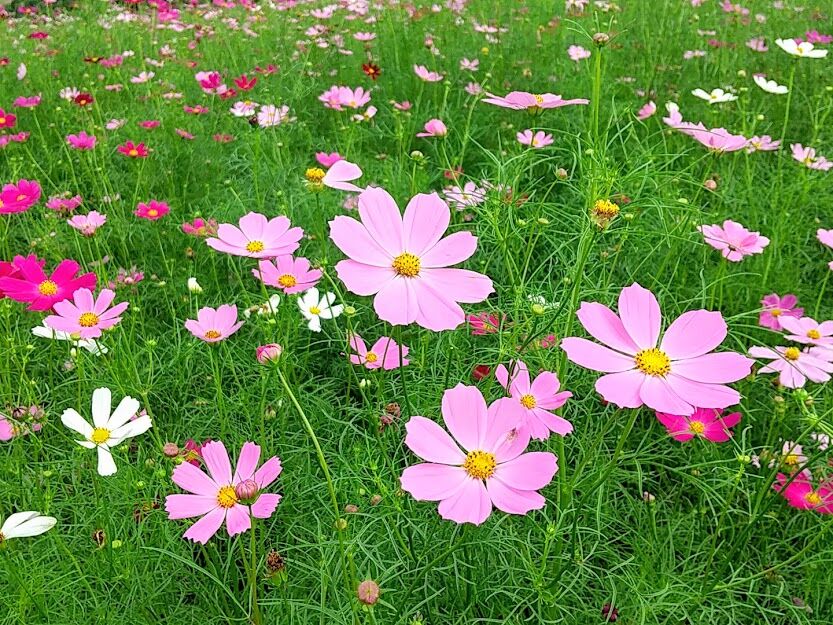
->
335;260;395;296
357;187;404;256
400;463;469;500
165;494;218;519
74;288;95;311
639;376;693;415
660;310;727;359
483;397;531;462
420;232;477;268
182;507;226;544
253;456;282;488
672;352;753;384
419;268;493;303
238;212;267;239
575;302;640;355
441;383;489;451
530;372;570;409
329;216;392;267
561;337;636;372
506;361;531;396
487;479;546;515
373;277;419;326
92;289;116;314
233;442;260;483
618;283;661;349
493;452;557;491
411;280;466;331
172;461;219;496
402;192;451;255
201;441;233;485
251;493;281;519
404;415;466;464
530;407;573;437
225;504;251;536
595;370;646;408
437;479;492;525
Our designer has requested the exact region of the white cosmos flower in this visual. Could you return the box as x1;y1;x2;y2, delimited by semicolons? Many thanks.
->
61;388;151;476
775;38;828;58
0;512;56;541
298;288;343;332
691;88;737;104
753;75;788;94
187;277;203;293
243;294;281;318
31;322;108;355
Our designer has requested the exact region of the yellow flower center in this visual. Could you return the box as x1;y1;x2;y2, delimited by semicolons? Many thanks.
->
533;94;544;103
0;117;6;125
463;450;497;480
309;306;321;315
38;280;59;296
204;329;221;339
90;427;110;445
593;199;620;218
784;347;800;361
519;394;537;409
278;274;297;288
689;420;705;435
365;351;378;363
770;308;782;317
807;329;821;340
246;240;265;253
805;491;822;506
634;348;671;376
216;485;238;509
128;148;139;157
392;252;421;277
784;453;800;466
147;208;158;217
305;167;325;184
78;312;100;327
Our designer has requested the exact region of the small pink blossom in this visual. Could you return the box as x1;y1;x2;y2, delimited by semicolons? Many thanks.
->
315;151;343;168
773;472;833;514
748;346;833;388
184;304;244;343
567;45;591;62
135;200;170;220
636;101;656;120
416;119;447;138
759;293;803;330
495;360;573;440
206;213;303;259
413;64;444;82
655;407;741;442
791;143;833;171
253;255;322;294
347;333;409;370
516;129;553;148
66;131;97;150
44;288;128;339
778;316;833;348
68;211;107;236
698;220;769;261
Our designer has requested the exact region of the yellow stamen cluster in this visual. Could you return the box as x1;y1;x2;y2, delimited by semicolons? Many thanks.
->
38;280;59;296
635;348;671;377
519;394;537;409
90;428;110;445
278;274;297;288
463;450;497;480
204;330;222;340
392;252;421;277
689;420;705;435
246;240;265;253
364;352;378;363
784;347;801;361
305;167;326;191
805;491;823;506
591;199;620;228
807;329;821;340
78;312;100;328
217;486;238;509
309;306;321;315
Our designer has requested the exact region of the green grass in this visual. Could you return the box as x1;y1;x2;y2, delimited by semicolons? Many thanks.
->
2;0;833;623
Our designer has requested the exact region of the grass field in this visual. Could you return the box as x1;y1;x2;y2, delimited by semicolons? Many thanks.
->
2;0;833;623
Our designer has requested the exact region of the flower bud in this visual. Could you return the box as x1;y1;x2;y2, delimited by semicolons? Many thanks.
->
357;579;380;606
187;277;202;293
257;343;283;364
163;442;179;457
235;479;259;500
592;32;610;47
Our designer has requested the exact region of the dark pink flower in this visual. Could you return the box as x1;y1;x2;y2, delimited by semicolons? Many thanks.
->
0;255;96;311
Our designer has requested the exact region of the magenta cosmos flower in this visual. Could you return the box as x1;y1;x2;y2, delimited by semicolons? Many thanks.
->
165;441;282;544
561;283;753;415
44;288;128;339
655;407;741;442
400;384;557;525
66;131;96;150
329;187;494;331
185;304;244;343
135;200;170;220
253;255;322;294
0;179;41;214
773;472;833;514
698;220;769;261
207;212;303;258
347;333;409;370
416;119;447;138
748;346;833;388
494;360;572;440
482;91;589;114
779;316;833;348
0;255;96;311
759;293;803;330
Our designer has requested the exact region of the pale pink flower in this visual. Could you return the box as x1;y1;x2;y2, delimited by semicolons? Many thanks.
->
443;182;486;210
495;360;572;440
68;211;106;236
698;220;769;261
44;288;128;339
416;119;447;138
347;333;409;370
206;213;303;258
413;64;443;82
568;45;591;61
459;58;479;71
465;82;483;96
746;37;768;52
184;304;244;343
400;384;557;525
561;283;753;416
516;129;553;148
482;91;589;112
791;144;833;171
637;101;656;120
760;293;803;330
779;316;833;348
746;135;780;152
748;346;833;388
253;255;322;294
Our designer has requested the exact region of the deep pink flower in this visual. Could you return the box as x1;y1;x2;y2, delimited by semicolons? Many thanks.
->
482;91;589;113
495;360;572;440
400;384;557;525
561;283;753;415
135;200;170;220
13;95;41;108
68;211;107;236
46;195;83;213
66;131;96;150
181;217;218;237
0;256;95;311
0;108;17;129
315;151;343;168
749;346;833;388
256;343;282;364
416;119;447;138
779;316;833;348
44;288;128;339
655;407;741;442
165;441;282;543
773;472;833;514
698;220;769;261
253;255;321;294
206;213;303;258
117;141;149;158
185;304;244;343
467;311;503;335
759;294;803;330
329;187;494;331
347;333;409;370
0;179;41;214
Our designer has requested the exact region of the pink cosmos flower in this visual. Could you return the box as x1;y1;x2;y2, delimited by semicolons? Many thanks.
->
400;384;557;525
748;346;833;388
516;129;553;148
206;213;303;258
637;101;656;120
413;64;443;82
467;311;503;335
44;288;128;339
134;200;170;220
253;255;322;294
561;283;753;416
494;360;573;440
687;127;749;152
779;316;833;348
773;472;833;514
322;159;363;191
0;179;41;214
698;220;769;261
68;211;106;236
0;256;96;311
185;305;244;343
117;141;149;158
315;151;343;168
568;45;591;61
182;217;218;237
746;135;780;152
655;407;741;442
347;333;409;370
66;131;96;150
165;441;282;543
13;95;41;108
818;229;833;250
46;195;83;213
0;108;16;129
443;182;486;210
416;119;447;138
746;37;768;52
329;187;494;331
791;144;833;171
337;86;371;109
759;293;803;330
482;91;589;113
256;344;282;364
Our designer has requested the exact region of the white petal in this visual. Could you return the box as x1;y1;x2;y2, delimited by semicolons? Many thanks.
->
61;409;93;439
109;415;152;442
96;446;118;476
91;387;112;428
1;511;39;534
106;395;141;430
307;316;322;332
4;514;57;538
